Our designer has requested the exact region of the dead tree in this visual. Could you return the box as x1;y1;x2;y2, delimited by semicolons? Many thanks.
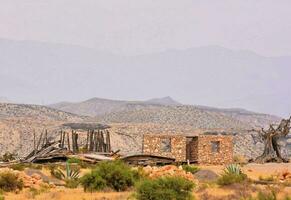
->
255;116;291;163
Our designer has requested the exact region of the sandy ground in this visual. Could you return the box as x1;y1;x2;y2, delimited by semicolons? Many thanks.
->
4;188;131;200
3;163;291;200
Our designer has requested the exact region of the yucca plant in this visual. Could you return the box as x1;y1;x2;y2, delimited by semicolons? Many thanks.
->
51;162;80;180
223;164;243;175
217;164;247;185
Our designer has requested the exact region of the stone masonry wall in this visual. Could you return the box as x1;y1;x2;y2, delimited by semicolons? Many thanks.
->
143;135;186;161
197;135;233;165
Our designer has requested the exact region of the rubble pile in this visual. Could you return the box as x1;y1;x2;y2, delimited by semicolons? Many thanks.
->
143;165;198;183
0;168;54;189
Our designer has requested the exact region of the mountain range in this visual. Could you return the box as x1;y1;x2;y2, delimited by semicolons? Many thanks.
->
0;39;290;117
49;96;280;129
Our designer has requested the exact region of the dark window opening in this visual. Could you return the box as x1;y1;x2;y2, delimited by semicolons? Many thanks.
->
211;141;220;153
161;138;171;152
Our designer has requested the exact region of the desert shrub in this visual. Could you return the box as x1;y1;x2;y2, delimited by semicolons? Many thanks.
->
10;163;26;171
182;165;200;174
135;176;195;200
132;167;147;182
81;160;137;192
96;160;136;191
0;152;17;162
67;157;93;169
25;163;43;170
10;163;43;171
65;178;80;189
217;164;247;186
0;171;23;192
256;191;277;200
67;157;81;164
259;175;275;182
81;172;106;192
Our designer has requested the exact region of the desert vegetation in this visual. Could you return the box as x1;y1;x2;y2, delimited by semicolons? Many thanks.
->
0;161;291;199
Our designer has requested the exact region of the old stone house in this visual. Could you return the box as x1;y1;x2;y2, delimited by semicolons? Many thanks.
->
142;133;233;165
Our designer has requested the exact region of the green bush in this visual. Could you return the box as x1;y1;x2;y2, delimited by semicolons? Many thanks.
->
0;171;23;192
259;175;275;182
67;157;81;164
81;172;106;192
65;178;80;189
10;163;26;171
135;176;195;200
0;152;16;162
217;164;247;186
81;160;137;192
25;163;43;170
182;165;200;174
10;163;43;171
256;191;277;200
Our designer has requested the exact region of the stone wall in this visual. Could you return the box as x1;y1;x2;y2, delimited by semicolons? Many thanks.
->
143;135;186;161
196;135;233;165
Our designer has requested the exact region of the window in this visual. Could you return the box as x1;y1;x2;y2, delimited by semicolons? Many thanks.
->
211;141;220;153
161;138;171;152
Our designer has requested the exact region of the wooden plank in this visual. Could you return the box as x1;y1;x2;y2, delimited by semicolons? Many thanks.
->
66;131;71;151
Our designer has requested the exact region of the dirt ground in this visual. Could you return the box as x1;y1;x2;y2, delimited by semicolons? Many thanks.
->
4;188;131;200
3;163;291;200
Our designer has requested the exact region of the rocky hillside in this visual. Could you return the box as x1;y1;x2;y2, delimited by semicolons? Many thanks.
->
97;105;251;130
0;103;86;156
0;101;282;160
50;97;280;129
0;103;86;121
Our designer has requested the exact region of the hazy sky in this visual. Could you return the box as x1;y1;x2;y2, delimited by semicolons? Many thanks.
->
0;1;290;117
1;0;291;56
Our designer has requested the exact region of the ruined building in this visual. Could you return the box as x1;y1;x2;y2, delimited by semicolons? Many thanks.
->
142;133;233;165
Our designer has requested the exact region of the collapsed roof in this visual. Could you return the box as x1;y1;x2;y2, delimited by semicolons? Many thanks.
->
62;123;110;130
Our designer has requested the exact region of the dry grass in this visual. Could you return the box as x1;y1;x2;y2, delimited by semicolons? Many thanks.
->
4;188;131;200
3;163;291;200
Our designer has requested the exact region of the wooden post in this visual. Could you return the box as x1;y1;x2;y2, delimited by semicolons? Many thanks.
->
89;130;94;152
93;131;98;152
66;131;71;152
60;131;63;148
96;130;100;152
100;131;105;152
86;130;89;151
44;130;48;146
59;130;63;147
71;130;75;153
75;133;79;153
36;132;43;151
106;130;111;152
62;131;65;148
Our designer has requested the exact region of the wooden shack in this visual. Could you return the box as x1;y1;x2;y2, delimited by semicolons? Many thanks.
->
142;133;233;165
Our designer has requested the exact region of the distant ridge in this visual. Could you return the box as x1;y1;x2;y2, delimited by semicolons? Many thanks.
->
49;97;280;129
145;96;181;105
49;96;180;117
